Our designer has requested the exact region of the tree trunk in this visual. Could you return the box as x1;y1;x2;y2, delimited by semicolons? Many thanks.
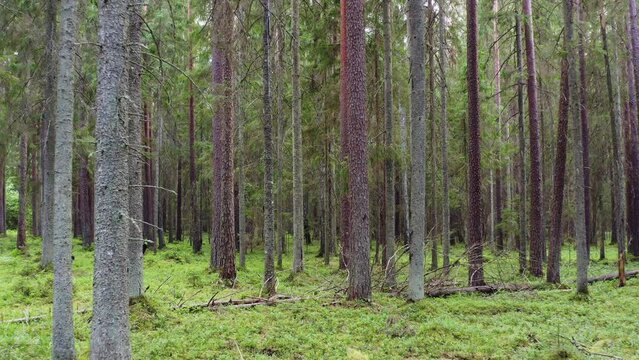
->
41;0;58;269
345;0;371;301
188;0;202;254
339;0;351;271
467;0;485;287
211;0;237;282
407;0;426;300
17;134;27;250
546;60;570;284
577;0;592;249
427;0;438;271
0;144;6;236
91;0;132;356
493;0;504;252
439;0;450;269
176;159;183;242
127;4;144;299
382;0;396;288
522;0;543;277
30;148;40;237
291;0;305;274
565;0;589;294
154;100;164;250
262;0;276;296
52;1;79;357
627;0;639;257
515;12;527;275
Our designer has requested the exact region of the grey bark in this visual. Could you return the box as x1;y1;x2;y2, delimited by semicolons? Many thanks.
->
408;0;426;300
90;0;132;357
515;12;527;274
439;0;450;269
399;107;410;247
41;0;58;268
127;4;144;299
383;0;396;288
292;0;305;273
427;0;437;270
52;0;79;358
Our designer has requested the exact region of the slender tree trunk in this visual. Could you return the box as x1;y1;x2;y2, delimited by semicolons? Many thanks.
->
493;0;504;252
515;13;527;274
339;0;351;271
427;0;437;270
176;159;183;241
91;0;132;356
127;4;144;299
601;14;626;285
291;0;305;274
275;0;286;269
17;134;27;250
262;0;276;295
188;0;202;254
41;0;58;268
564;0;589;294
547;60;569;284
51;1;79;357
382;0;396;288
407;0;426;300
577;0;592;249
522;0;543;277
30;148;40;237
0;145;6;236
439;0;450;269
399;106;410;247
78;108;93;249
237;6;247;269
212;0;236;282
467;0;485;286
345;0;371;301
154;101;164;250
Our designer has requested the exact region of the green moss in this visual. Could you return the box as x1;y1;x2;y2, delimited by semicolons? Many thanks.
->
1;232;638;359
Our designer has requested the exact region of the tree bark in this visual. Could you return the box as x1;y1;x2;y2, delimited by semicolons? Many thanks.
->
408;0;426;300
467;0;485;287
493;0;504;252
345;0;371;301
17;134;27;250
0;144;6;236
91;0;132;356
339;0;351;271
515;12;527;275
211;0;237;282
427;0;438;271
188;0;202;254
262;0;276;296
40;0;58;268
627;0;639;257
439;0;450;269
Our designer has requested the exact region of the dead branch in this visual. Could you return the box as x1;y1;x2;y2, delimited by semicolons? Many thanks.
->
175;294;302;310
425;284;532;298
587;270;639;284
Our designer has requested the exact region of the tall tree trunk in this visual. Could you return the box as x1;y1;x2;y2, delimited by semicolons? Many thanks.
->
399;106;410;247
439;0;450;269
564;0;589;294
546;60;570;284
17;134;27;250
262;0;276;296
408;0;426;300
577;0;592;249
601;14;626;285
467;0;485;286
291;0;305;274
339;0;351;271
345;0;371;301
382;0;396;288
237;5;248;269
515;12;527;274
154;101;164;250
41;0;58;268
0;144;6;236
30;147;40;237
627;0;639;257
176;159;183;241
188;0;202;254
493;0;504;252
276;19;286;269
427;0;438;271
52;1;79;357
91;0;132;356
78;103;93;249
127;4;144;299
625;58;639;257
211;0;237;282
522;0;543;277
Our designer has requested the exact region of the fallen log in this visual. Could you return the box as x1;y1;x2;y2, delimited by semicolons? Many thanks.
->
176;294;302;310
425;284;532;298
1;308;90;325
587;270;639;284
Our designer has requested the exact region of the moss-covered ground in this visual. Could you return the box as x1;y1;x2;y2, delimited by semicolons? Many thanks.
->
1;231;638;359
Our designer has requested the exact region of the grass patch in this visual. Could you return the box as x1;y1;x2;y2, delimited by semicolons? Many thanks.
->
0;231;638;359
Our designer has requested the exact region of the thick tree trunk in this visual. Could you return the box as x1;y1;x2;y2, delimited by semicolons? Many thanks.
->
291;0;305;274
547;60;570;284
625;59;639;257
17;134;27;250
565;0;589;294
41;0;58;268
339;0;351;271
211;0;236;282
237;6;247;268
515;13;527;275
467;0;485;287
345;0;371;301
627;0;639;257
52;1;79;357
439;0;450;269
407;0;426;300
382;0;396;288
91;0;132;356
522;0;543;277
127;4;144;299
262;0;276;296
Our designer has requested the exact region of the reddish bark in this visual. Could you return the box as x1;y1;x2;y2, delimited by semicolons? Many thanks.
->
339;0;351;270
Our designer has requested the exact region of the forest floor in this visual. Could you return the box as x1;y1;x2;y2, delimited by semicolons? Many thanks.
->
1;232;638;359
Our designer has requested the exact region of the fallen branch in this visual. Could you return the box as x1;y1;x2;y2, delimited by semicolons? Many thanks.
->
560;335;623;359
1;308;90;325
175;294;302;310
587;270;639;284
425;284;532;297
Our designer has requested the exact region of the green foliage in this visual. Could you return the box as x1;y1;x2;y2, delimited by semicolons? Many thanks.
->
1;233;638;359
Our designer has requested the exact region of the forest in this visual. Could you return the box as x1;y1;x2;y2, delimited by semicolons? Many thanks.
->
1;0;639;358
